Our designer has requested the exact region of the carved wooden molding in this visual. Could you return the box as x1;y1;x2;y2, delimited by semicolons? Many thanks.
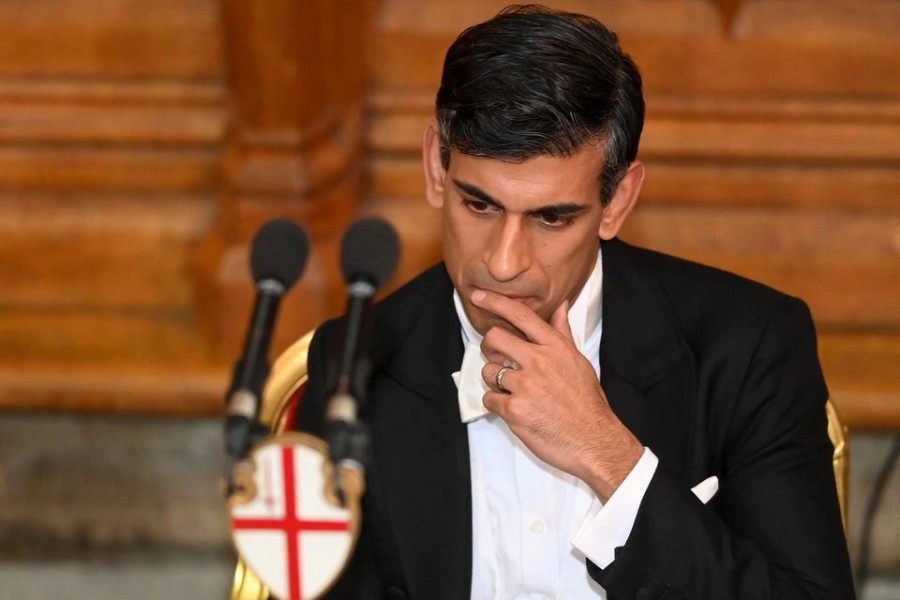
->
713;0;745;32
366;90;900;164
0;80;225;146
214;0;376;233
0;0;221;77
196;0;378;356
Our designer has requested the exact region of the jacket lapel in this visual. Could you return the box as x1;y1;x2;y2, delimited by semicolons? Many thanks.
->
367;266;472;599
600;239;698;483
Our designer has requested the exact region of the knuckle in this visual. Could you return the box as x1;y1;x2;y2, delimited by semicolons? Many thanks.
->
504;395;524;421
532;353;550;373
482;328;501;349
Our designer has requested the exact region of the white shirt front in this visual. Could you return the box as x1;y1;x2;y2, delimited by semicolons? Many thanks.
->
452;248;660;599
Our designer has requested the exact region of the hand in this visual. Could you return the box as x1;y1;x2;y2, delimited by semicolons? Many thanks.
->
472;289;643;501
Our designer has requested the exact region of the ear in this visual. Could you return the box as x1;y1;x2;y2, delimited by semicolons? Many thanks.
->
422;122;447;209
598;160;644;240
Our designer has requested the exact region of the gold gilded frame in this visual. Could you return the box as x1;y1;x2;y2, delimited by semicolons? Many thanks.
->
827;399;849;533
231;331;313;600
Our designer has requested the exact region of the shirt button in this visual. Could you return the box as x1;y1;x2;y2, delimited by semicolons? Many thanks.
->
530;519;545;534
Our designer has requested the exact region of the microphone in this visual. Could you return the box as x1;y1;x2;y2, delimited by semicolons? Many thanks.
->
326;218;400;500
225;219;310;470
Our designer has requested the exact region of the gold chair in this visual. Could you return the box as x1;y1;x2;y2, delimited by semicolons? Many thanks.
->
231;331;314;600
230;331;850;598
826;399;849;533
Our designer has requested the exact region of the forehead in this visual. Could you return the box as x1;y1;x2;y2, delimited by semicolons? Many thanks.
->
447;147;605;208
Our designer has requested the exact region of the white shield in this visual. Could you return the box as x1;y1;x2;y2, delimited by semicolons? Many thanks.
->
230;433;363;600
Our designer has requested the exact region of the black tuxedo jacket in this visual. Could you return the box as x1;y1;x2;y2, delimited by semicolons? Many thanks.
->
297;238;854;599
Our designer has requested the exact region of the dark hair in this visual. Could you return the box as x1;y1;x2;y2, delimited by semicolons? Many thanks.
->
435;4;644;205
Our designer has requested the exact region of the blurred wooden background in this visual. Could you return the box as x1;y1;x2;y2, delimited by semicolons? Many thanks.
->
0;0;898;430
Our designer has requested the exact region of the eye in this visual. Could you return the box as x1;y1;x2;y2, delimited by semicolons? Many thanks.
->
461;198;496;215
534;210;575;228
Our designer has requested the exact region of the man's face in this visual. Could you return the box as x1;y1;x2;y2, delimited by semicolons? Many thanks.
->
432;146;609;337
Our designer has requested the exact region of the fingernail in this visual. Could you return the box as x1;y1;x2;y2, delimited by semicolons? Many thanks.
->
472;289;486;303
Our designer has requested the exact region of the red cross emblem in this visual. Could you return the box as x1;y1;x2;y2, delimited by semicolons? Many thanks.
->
231;439;355;599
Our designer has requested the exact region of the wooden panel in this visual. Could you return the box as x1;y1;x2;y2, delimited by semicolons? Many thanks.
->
366;96;900;163
377;0;720;36
0;79;225;192
368;155;900;210
0;362;224;415
820;332;900;431
621;206;900;257
0;146;219;192
738;1;900;40
642;118;900;162
0;194;215;310
642;163;900;209
0;0;221;77
0;311;209;365
0;0;228;415
0;82;225;145
371;1;900;96
629;37;900;97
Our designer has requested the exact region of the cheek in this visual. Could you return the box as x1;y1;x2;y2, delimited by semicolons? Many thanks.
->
443;212;484;263
441;218;471;287
542;234;599;289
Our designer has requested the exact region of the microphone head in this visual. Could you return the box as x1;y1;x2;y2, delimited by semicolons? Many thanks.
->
250;219;310;295
340;218;400;289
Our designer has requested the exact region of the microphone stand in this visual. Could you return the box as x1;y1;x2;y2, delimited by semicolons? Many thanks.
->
222;218;309;501
324;218;399;506
325;280;375;507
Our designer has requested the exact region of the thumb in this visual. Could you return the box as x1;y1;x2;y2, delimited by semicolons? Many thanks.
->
550;299;573;341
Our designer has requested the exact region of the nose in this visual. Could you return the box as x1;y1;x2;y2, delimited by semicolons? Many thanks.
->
483;215;531;282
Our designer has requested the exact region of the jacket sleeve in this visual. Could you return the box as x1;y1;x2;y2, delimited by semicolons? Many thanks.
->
591;298;855;599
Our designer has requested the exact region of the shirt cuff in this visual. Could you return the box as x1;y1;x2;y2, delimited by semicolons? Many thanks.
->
571;447;658;569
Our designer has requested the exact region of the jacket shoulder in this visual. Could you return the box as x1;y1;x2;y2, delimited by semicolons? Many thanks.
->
611;240;816;351
618;240;807;310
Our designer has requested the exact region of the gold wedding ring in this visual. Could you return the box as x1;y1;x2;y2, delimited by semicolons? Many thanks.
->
495;365;513;393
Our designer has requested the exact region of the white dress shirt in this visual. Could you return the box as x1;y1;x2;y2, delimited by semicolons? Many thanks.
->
451;248;660;599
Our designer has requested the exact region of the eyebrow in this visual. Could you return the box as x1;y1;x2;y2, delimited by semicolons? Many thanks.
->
451;179;591;217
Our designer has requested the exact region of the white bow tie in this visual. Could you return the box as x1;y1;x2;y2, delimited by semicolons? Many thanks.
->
451;342;491;423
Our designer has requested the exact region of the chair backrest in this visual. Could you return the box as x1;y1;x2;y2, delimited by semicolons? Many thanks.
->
826;399;849;533
230;331;314;600
231;331;851;598
259;330;315;434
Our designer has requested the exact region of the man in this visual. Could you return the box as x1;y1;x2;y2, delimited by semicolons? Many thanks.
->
298;5;854;598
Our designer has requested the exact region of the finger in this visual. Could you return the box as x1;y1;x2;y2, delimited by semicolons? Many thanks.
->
550;299;574;342
481;326;533;369
481;389;511;417
471;289;558;344
482;362;518;393
482;346;513;367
